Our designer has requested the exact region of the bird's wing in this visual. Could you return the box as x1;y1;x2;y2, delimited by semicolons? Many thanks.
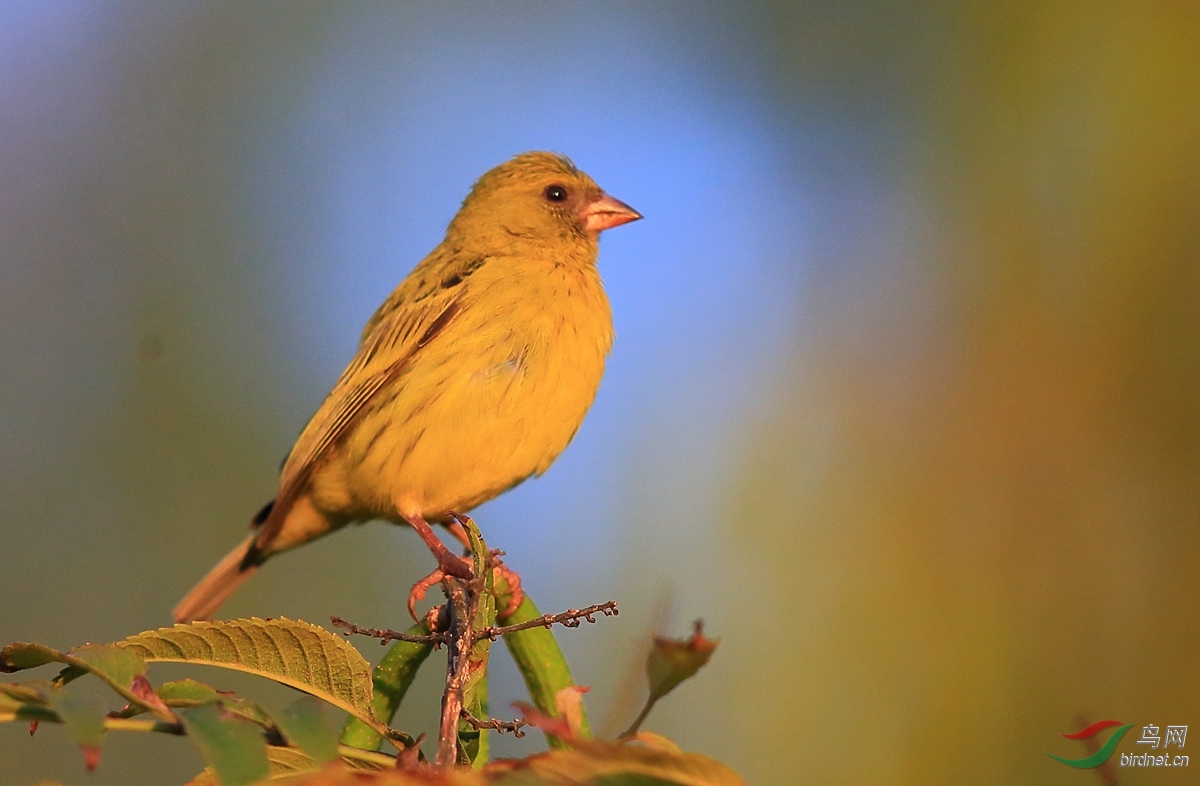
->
258;249;486;543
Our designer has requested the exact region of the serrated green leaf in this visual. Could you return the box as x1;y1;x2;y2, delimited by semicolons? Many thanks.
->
113;618;381;735
182;704;270;786
277;696;339;764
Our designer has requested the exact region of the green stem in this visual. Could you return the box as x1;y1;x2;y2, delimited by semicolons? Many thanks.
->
620;696;658;738
456;515;495;767
461;671;489;767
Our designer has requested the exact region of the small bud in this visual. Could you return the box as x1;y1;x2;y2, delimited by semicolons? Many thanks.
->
646;620;719;702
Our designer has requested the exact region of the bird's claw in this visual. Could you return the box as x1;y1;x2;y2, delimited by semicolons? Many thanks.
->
408;568;446;622
414;511;522;619
491;560;524;619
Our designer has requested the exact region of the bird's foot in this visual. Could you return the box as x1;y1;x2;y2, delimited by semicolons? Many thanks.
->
406;514;473;579
487;552;524;619
408;568;446;622
444;512;524;617
404;513;474;621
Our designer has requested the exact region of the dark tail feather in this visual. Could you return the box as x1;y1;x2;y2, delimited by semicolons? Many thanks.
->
172;534;261;623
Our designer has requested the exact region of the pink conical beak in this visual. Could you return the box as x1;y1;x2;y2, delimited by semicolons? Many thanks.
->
581;193;642;233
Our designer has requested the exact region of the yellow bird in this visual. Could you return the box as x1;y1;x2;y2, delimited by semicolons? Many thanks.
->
173;152;641;623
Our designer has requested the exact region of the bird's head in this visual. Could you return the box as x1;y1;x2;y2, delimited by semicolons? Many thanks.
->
447;152;641;254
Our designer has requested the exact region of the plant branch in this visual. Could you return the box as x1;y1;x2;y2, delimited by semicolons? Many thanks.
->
436;577;474;766
480;602;618;640
620;697;658;739
329;616;445;645
460;709;526;737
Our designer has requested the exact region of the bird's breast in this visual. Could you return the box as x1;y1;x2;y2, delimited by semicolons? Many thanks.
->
329;258;613;520
464;269;612;436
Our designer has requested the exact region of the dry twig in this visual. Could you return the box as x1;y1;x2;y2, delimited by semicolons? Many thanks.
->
330;615;444;645
480;602;619;640
436;577;475;765
460;709;527;737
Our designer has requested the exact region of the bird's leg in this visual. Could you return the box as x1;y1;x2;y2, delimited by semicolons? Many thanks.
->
446;512;524;620
404;514;473;621
405;514;473;579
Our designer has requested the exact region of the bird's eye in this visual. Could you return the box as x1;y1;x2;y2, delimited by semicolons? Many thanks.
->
543;184;568;202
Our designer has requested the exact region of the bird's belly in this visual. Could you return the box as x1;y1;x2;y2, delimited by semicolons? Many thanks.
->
315;332;604;522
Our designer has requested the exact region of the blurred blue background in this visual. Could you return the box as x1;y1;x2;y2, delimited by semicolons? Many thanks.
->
2;2;1198;784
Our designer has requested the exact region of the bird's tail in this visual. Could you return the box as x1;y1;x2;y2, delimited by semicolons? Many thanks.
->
172;534;260;623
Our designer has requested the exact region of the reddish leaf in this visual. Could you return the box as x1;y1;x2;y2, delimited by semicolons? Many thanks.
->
128;674;175;720
554;685;590;739
513;701;576;744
